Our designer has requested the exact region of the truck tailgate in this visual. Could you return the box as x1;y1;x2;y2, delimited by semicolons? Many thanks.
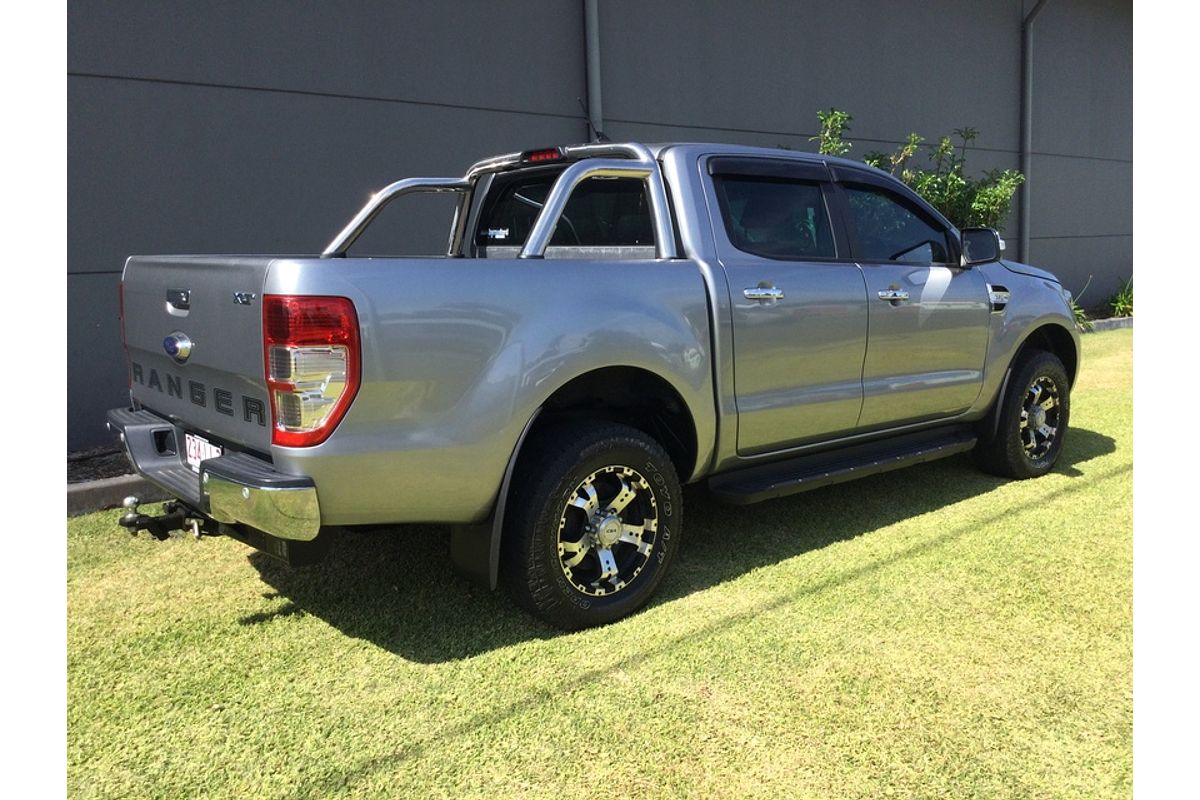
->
121;256;274;452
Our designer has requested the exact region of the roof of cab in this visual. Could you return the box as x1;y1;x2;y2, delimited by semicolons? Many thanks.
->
467;140;953;232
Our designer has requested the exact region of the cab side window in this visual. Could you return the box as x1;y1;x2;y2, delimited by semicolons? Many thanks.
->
552;177;654;246
843;184;951;264
713;176;837;260
477;173;654;249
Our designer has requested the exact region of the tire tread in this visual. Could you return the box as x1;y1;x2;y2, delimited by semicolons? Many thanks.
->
975;349;1070;479
500;420;681;630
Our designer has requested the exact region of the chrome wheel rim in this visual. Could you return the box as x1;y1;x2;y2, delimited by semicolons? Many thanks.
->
1020;375;1062;460
557;465;658;597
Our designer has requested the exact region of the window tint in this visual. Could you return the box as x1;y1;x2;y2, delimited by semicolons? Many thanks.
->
477;173;654;248
844;185;950;264
477;172;555;247
713;176;836;259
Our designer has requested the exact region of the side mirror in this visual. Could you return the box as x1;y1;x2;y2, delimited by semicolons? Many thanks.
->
961;228;1003;266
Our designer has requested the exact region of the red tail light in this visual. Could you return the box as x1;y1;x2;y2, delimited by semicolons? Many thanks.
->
262;295;360;447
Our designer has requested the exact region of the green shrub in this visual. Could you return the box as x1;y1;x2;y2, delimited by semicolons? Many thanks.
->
1107;277;1132;317
812;110;1024;231
1070;275;1095;332
1072;299;1094;332
810;108;854;157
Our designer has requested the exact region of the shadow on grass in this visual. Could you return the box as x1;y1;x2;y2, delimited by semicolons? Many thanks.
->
269;428;1125;800
245;426;1115;663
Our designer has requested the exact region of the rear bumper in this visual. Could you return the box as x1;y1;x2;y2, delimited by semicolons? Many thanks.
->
106;407;321;541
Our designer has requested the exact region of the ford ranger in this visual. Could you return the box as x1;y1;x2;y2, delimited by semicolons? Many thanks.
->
109;141;1079;629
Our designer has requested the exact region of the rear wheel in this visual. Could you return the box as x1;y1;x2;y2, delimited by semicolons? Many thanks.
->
502;421;681;630
976;350;1071;479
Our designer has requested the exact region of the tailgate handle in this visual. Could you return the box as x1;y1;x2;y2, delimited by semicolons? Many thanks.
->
166;288;191;315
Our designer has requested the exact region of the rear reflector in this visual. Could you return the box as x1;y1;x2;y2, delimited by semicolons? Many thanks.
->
263;295;360;447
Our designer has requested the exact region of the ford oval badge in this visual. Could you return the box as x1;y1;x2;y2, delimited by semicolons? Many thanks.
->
163;331;193;364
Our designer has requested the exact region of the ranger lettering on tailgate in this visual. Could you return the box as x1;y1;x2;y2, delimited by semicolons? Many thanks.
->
129;361;267;426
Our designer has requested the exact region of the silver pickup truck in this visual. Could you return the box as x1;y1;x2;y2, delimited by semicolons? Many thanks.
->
109;141;1079;629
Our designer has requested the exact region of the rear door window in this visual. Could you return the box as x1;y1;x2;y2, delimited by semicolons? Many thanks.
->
713;176;837;260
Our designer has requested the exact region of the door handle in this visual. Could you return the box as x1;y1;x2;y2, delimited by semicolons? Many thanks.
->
877;289;910;302
744;287;785;302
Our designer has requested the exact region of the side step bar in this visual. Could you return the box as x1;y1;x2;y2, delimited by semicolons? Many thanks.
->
708;426;978;505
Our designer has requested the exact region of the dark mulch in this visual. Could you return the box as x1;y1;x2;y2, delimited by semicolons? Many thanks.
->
68;447;134;484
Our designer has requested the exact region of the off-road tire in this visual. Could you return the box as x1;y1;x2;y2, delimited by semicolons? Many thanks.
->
976;349;1071;479
501;421;682;630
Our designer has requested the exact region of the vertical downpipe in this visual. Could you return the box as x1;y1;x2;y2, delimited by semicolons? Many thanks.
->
1020;0;1050;262
584;0;604;141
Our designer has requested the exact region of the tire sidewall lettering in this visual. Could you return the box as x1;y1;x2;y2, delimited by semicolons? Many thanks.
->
644;460;673;518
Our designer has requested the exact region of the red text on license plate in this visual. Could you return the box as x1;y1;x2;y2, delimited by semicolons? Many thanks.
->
185;433;223;473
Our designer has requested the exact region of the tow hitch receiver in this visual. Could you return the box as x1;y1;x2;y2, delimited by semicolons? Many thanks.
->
118;496;216;540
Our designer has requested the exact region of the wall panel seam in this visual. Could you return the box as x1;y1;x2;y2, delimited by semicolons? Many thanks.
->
69;71;587;123
1029;233;1132;240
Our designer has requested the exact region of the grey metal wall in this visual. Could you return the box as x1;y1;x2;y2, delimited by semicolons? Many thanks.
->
67;0;1131;451
1027;0;1132;296
598;0;1131;296
67;0;589;450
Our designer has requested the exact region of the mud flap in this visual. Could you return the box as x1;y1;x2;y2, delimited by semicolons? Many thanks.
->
450;522;493;588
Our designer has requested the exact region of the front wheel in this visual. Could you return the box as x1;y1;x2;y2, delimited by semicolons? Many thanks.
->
976;349;1071;479
501;421;682;630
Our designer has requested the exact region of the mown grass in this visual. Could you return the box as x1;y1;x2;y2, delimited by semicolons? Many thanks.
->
68;330;1132;799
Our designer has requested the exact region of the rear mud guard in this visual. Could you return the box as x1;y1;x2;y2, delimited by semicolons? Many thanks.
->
450;409;541;590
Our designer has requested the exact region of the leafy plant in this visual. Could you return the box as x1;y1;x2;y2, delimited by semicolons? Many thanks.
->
811;108;854;156
816;111;1025;231
1070;275;1095;332
1072;300;1094;332
1107;277;1132;317
864;133;923;176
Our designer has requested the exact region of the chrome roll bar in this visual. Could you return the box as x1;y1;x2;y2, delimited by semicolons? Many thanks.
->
464;152;522;181
562;142;657;162
518;158;678;259
325;142;677;259
322;177;469;257
461;142;658;181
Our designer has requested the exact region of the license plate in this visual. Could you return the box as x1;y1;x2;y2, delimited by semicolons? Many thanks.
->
185;432;223;473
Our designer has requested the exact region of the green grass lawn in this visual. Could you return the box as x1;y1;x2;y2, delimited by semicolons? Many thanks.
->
67;330;1132;799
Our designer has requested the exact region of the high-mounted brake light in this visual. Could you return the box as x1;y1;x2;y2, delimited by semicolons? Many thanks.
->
263;295;360;447
521;147;565;164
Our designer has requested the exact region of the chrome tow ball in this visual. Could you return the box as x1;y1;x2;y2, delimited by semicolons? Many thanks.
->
117;498;191;541
120;496;141;533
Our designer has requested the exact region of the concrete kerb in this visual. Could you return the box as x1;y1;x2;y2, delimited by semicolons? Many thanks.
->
1086;316;1133;333
67;474;169;517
